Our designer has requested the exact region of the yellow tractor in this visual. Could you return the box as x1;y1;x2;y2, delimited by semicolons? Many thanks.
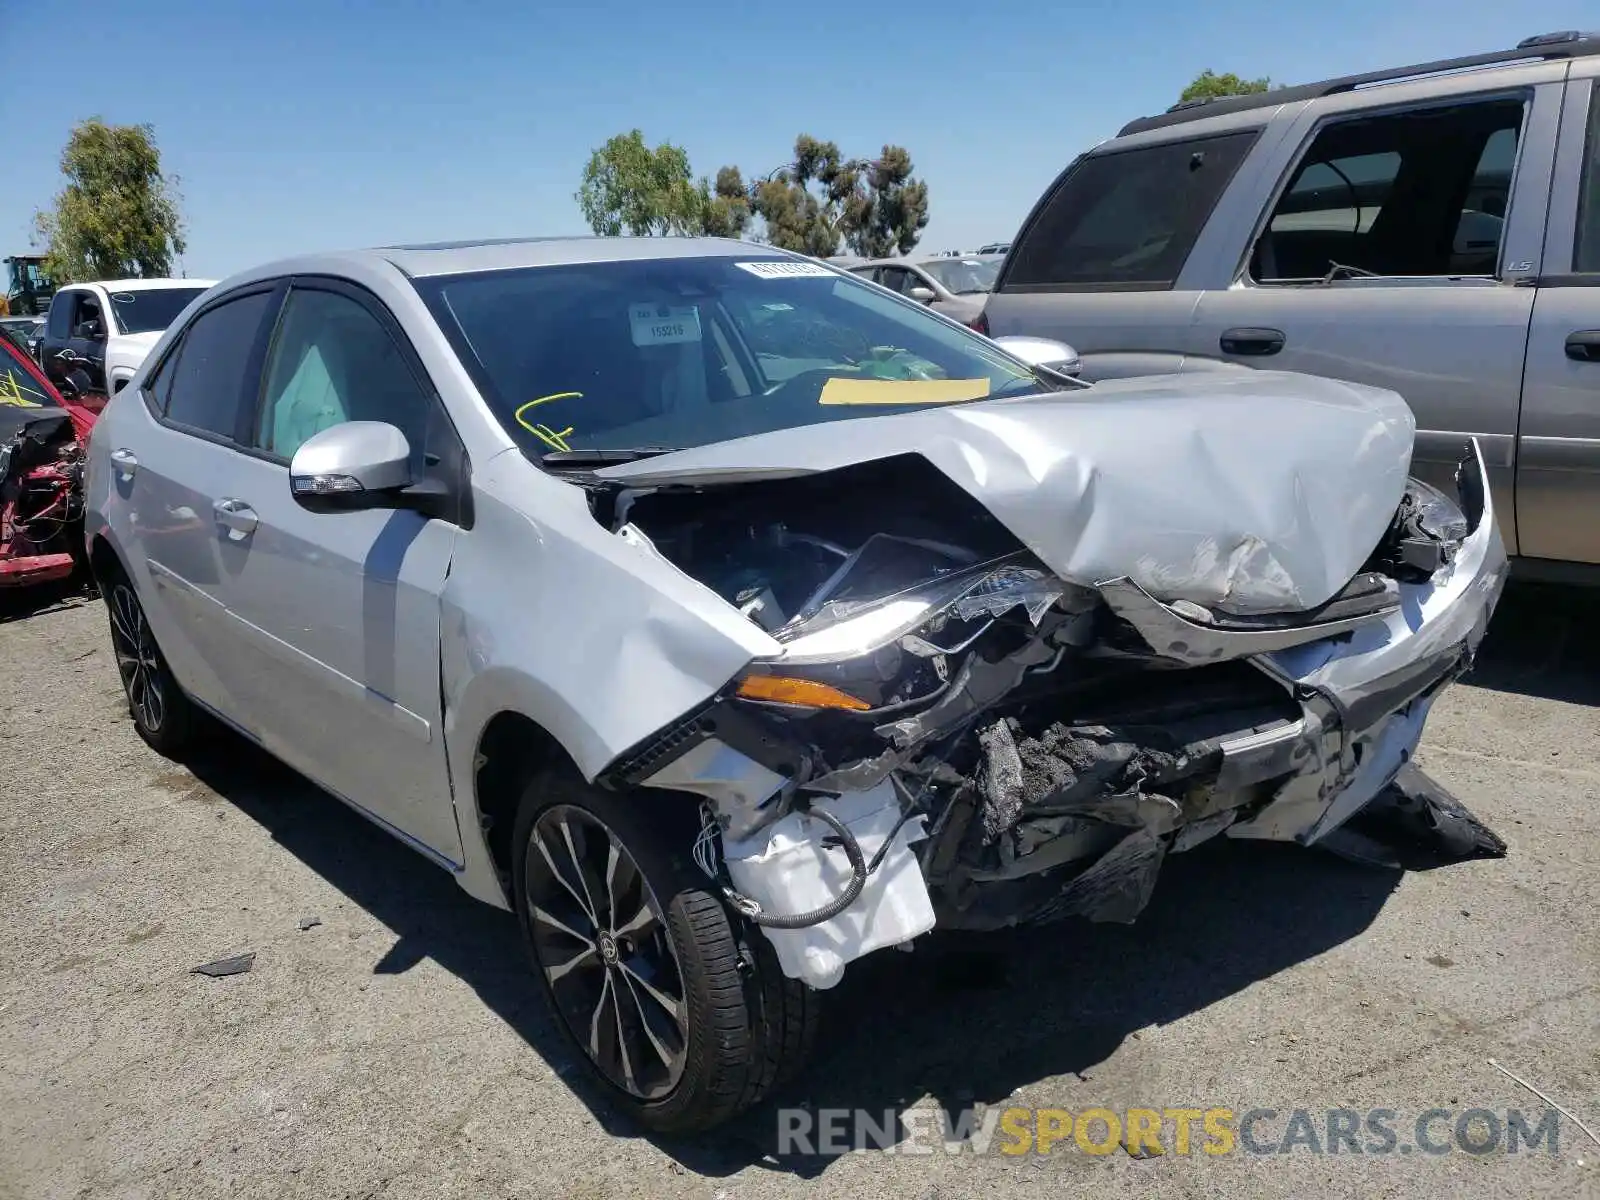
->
1;255;55;317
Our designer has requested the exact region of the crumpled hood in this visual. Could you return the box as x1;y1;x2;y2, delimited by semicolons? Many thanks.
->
597;370;1416;614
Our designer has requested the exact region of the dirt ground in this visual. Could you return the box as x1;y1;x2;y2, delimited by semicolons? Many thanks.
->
1;581;1597;1200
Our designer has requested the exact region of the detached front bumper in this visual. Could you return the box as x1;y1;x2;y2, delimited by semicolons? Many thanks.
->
1223;439;1507;846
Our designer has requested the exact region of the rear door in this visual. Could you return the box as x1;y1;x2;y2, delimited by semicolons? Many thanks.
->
1187;73;1566;552
985;123;1268;378
211;277;465;863
1517;67;1600;563
115;284;284;723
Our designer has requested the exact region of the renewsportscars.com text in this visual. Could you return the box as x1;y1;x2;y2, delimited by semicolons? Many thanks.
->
777;1105;1565;1157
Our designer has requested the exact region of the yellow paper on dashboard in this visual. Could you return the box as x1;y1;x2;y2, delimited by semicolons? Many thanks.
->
817;377;991;406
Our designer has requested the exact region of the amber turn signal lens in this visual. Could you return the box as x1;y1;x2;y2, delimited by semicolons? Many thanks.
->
735;675;871;711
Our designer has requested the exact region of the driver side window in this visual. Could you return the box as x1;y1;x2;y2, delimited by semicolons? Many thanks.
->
253;287;432;466
1253;97;1524;283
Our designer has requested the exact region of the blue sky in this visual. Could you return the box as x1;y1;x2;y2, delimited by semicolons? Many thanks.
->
2;0;1595;278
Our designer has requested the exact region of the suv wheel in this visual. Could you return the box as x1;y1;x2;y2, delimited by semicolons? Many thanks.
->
511;773;818;1133
106;575;194;755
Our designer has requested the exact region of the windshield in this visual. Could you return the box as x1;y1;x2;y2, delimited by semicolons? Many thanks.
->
417;256;1046;457
0;342;55;409
919;257;1001;294
107;287;209;335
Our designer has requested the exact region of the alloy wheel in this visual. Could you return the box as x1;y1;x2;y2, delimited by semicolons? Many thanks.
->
109;583;164;733
524;805;690;1100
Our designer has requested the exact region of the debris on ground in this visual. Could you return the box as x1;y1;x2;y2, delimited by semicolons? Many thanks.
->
191;952;255;978
298;916;322;931
1489;1058;1600;1150
1328;763;1508;867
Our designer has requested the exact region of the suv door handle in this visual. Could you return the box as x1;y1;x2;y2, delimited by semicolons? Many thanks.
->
212;498;259;537
1565;330;1600;363
109;448;138;476
1221;327;1285;356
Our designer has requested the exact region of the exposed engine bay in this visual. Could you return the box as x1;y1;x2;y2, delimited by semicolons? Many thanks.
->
577;446;1508;990
0;403;92;589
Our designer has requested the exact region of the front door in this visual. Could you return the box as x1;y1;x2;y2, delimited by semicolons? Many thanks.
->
42;290;108;396
1516;72;1600;564
1186;85;1564;554
209;280;464;863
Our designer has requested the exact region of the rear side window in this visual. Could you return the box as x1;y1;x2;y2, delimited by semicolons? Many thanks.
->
1003;130;1259;290
1576;87;1600;273
162;291;273;439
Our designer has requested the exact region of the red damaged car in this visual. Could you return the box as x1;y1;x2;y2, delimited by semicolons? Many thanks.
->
0;333;97;589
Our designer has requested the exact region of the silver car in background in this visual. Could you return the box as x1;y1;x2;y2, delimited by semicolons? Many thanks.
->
848;254;1003;327
85;237;1506;1134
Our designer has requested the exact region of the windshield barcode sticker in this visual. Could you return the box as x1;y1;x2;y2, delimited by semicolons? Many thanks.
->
734;261;836;279
628;303;702;346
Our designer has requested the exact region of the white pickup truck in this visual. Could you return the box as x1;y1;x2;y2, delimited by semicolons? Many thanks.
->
40;278;215;398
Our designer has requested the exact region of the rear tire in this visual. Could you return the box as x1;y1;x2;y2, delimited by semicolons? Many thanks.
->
511;771;818;1133
104;572;195;756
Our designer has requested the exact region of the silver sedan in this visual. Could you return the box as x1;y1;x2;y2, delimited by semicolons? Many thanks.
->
84;236;1506;1134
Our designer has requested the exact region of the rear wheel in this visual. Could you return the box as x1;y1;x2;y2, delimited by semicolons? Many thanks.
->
105;575;195;755
511;773;818;1133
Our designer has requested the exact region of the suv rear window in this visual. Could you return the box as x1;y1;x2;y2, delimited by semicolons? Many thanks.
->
1002;130;1259;291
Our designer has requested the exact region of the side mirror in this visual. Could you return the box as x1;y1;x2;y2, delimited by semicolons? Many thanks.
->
289;421;414;511
908;286;937;304
991;334;1083;379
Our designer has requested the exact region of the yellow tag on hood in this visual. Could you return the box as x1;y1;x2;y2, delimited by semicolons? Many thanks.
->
817;377;992;406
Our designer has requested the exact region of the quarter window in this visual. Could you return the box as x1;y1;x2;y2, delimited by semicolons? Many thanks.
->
253;287;432;464
1253;98;1524;283
162;291;273;438
1003;130;1259;290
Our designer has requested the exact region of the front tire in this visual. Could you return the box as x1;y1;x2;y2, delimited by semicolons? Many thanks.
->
511;772;817;1133
105;575;194;755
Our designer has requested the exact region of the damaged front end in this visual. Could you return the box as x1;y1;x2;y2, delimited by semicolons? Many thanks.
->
594;443;1508;990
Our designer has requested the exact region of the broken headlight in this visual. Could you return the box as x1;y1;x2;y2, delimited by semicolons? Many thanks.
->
1368;477;1469;584
777;558;1063;666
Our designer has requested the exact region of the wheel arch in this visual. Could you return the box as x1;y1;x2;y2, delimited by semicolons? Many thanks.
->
87;531;132;587
470;709;580;898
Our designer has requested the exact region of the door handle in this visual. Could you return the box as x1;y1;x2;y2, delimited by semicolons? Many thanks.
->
109;448;138;476
212;498;259;537
1565;330;1600;363
1221;327;1286;356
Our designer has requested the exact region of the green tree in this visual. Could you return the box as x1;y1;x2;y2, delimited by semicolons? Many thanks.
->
696;165;752;238
576;129;705;236
1180;69;1273;104
33;119;186;282
750;134;930;257
750;135;848;255
839;145;929;257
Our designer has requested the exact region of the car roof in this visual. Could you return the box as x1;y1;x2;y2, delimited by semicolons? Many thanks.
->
378;236;783;279
205;236;812;291
1117;30;1600;138
68;278;219;292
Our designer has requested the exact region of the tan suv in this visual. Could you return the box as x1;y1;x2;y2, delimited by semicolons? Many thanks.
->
983;30;1600;577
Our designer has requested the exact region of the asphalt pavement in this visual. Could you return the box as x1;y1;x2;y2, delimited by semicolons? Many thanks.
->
1;581;1596;1199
